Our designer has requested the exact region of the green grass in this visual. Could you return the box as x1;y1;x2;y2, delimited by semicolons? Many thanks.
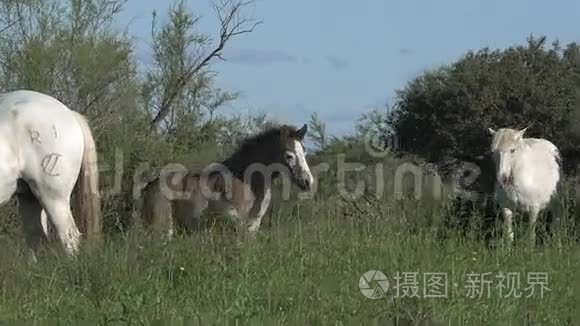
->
0;196;578;325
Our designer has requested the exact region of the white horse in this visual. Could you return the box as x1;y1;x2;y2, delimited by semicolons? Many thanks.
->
488;127;562;244
0;90;101;261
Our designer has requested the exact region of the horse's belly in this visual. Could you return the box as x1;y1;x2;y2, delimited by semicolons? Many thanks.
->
497;183;556;211
208;199;242;220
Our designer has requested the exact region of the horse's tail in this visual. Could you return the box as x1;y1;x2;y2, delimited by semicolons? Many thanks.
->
71;112;102;240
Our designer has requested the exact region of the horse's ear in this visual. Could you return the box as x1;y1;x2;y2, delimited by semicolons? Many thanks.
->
296;124;307;140
488;128;496;136
516;126;529;139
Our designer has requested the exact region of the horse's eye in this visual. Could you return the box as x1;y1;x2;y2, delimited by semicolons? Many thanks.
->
285;153;295;161
510;148;516;153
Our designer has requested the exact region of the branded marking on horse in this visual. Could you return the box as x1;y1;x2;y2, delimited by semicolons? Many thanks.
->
41;153;62;176
29;129;42;144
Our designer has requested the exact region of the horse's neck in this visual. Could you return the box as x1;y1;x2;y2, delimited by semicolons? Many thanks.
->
221;153;275;195
512;143;534;167
512;141;558;174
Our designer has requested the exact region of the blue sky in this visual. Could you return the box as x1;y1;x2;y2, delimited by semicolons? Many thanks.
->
119;0;580;137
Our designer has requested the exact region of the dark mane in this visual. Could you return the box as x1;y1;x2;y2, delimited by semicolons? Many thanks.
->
229;125;297;157
219;124;298;177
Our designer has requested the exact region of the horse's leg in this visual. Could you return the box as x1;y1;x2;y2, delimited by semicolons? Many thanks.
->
247;217;263;233
143;180;175;239
29;177;81;255
17;192;48;262
502;207;514;242
0;175;17;205
246;189;271;234
0;142;18;205
185;208;205;233
38;195;81;256
547;197;563;235
26;173;81;256
247;205;266;233
41;210;51;239
183;197;207;233
528;207;540;246
173;194;207;234
548;197;564;249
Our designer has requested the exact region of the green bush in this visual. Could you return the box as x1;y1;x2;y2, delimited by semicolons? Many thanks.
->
389;36;580;174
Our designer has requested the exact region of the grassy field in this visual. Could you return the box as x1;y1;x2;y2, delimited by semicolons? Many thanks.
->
0;189;578;325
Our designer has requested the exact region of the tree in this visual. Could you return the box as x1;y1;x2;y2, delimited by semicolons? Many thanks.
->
307;112;327;152
0;0;140;234
0;0;269;234
145;0;261;131
0;0;137;138
388;36;580;175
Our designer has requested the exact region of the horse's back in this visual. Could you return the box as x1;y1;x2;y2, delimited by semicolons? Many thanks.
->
524;138;562;175
525;138;560;157
0;90;75;123
0;90;84;191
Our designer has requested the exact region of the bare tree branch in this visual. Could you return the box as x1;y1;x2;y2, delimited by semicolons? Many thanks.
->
0;18;17;35
150;0;262;129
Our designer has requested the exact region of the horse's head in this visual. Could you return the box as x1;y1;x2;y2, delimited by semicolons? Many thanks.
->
487;126;528;188
279;124;314;191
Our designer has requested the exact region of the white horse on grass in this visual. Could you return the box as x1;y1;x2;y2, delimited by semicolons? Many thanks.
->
0;90;101;261
488;126;562;244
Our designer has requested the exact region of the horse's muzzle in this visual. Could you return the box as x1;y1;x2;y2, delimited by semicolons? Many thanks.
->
498;174;512;187
295;178;312;191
